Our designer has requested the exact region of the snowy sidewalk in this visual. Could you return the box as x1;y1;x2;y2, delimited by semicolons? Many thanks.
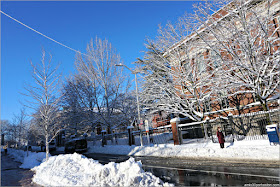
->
1;153;38;186
87;139;280;161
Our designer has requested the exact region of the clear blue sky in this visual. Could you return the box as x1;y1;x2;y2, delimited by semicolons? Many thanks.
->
1;1;196;121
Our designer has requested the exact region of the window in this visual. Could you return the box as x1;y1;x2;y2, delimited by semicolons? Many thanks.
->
210;50;220;68
196;54;205;73
203;97;212;113
219;91;229;109
221;97;230;109
183;62;193;81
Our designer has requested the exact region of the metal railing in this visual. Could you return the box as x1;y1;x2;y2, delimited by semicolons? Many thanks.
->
89;108;280;146
90;128;173;146
204;108;280;142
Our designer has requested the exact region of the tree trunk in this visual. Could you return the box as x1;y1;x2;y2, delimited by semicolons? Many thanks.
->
260;99;272;125
45;136;49;161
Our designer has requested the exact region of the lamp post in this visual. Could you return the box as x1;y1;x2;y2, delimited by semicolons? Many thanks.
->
115;63;143;146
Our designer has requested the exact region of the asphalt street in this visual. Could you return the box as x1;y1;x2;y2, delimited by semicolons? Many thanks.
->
84;153;280;186
2;150;279;186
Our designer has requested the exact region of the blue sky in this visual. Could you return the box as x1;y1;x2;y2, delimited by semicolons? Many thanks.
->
1;1;196;121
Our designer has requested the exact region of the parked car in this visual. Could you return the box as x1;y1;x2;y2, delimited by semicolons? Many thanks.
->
64;138;87;154
40;140;56;152
20;145;32;151
49;140;56;151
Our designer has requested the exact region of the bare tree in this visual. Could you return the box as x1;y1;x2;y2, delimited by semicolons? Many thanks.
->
192;0;280;111
23;50;61;160
137;14;216;121
111;91;137;130
1;120;14;145
11;108;29;147
61;74;97;136
138;0;280;122
75;37;132;133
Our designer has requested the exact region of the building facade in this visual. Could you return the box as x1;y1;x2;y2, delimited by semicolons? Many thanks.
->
164;0;280;119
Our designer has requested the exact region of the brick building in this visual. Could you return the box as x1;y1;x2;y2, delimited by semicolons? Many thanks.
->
163;0;280;119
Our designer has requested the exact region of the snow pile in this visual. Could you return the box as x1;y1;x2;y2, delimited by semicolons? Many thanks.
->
7;148;27;163
87;139;280;161
32;153;172;187
7;148;50;169
20;151;47;169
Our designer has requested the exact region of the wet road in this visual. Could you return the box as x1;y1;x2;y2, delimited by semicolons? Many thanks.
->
84;153;280;186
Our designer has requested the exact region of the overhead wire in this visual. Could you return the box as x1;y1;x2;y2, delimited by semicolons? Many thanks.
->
0;10;91;58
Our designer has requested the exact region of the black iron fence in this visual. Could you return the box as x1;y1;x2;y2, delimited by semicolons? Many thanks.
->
89;127;173;146
203;108;280;143
88;109;280;146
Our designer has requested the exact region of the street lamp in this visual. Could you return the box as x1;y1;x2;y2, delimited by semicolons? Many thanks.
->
115;63;143;146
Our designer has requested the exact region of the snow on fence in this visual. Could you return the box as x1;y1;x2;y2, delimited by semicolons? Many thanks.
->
201;109;279;142
90;109;279;146
155;108;279;144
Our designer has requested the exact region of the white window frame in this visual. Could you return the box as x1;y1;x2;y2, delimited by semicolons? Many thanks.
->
196;54;205;73
210;50;220;68
219;91;230;109
183;62;193;81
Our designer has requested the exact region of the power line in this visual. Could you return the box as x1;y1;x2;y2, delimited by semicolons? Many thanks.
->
0;10;90;58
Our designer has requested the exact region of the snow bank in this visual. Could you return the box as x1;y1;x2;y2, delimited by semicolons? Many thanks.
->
7;148;27;163
7;148;50;169
20;151;47;169
87;139;280;161
32;153;172;187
